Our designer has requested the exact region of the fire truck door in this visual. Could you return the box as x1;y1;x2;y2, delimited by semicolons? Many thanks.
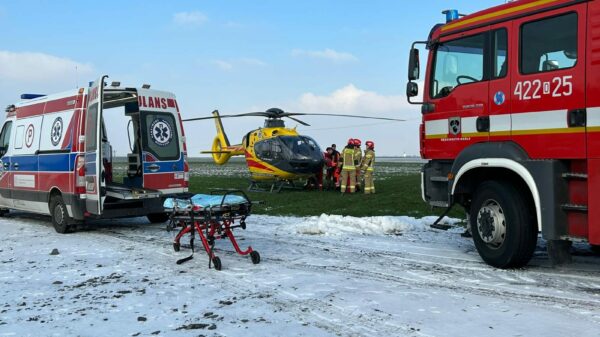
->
488;24;511;142
84;75;107;215
511;6;587;159
425;27;489;158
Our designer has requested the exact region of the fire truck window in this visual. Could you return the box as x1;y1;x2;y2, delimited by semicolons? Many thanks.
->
493;29;508;79
520;13;578;74
431;33;485;99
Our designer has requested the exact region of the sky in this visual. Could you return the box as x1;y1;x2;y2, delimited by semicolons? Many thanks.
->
0;0;501;156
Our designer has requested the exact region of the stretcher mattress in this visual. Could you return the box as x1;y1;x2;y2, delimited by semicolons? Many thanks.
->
164;194;249;210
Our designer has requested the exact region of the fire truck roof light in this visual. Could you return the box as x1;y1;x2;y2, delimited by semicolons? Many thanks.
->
142;84;151;89
442;9;459;23
20;94;46;100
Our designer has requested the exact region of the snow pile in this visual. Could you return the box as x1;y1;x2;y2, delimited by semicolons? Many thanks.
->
295;214;438;236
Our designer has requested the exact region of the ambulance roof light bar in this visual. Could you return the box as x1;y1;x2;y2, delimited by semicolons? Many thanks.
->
5;104;15;113
110;81;121;87
20;94;46;100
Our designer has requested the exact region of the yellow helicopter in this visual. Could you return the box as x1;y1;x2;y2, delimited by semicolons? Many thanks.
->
183;108;403;189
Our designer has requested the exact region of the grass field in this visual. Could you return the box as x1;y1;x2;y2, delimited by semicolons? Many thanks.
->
182;158;463;219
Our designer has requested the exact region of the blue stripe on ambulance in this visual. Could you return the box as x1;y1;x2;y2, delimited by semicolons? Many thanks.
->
4;153;76;172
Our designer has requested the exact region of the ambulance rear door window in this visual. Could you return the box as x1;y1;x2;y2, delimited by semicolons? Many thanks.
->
141;112;180;161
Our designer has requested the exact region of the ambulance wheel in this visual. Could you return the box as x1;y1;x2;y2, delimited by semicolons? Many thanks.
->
147;213;170;223
470;181;537;269
250;251;261;264
212;257;222;271
50;195;71;234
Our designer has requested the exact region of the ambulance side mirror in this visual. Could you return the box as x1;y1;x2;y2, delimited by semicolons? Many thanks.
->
408;48;420;81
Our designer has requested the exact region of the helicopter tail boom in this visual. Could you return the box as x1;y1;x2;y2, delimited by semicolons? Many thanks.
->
206;110;244;165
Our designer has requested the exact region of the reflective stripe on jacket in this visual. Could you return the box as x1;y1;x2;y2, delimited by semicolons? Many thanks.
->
342;147;356;170
361;149;375;171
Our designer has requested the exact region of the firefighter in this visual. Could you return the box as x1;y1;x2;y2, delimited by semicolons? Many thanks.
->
361;141;376;194
340;139;357;193
353;139;362;192
324;147;336;190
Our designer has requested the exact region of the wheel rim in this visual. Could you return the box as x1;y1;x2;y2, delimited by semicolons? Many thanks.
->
54;204;65;225
476;199;506;249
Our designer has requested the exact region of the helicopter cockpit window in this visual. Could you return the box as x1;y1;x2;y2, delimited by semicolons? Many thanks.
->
254;138;283;161
280;136;322;161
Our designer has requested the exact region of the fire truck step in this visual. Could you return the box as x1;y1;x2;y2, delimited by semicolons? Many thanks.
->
430;176;449;182
429;201;449;208
561;204;588;213
561;173;588;180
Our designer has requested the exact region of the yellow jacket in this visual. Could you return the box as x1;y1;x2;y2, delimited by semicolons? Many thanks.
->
361;149;375;171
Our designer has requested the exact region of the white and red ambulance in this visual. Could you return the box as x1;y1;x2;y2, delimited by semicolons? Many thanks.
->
0;76;189;233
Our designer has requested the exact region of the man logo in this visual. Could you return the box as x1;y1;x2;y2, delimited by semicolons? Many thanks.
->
449;117;461;136
494;91;506;106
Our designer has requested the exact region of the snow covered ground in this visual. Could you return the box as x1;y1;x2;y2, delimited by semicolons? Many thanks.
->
1;213;600;337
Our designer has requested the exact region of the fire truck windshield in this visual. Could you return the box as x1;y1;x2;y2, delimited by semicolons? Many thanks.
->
431;34;485;99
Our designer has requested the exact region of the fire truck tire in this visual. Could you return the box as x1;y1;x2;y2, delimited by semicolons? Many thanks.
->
50;195;72;234
250;251;261;264
212;257;222;271
147;213;170;223
470;181;537;269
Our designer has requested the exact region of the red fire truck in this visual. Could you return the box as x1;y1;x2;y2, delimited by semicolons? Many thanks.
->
407;0;600;268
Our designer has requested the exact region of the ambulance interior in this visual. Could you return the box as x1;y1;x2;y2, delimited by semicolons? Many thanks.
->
100;89;161;201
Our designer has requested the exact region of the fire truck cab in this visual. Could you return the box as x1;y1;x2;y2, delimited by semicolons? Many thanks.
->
407;0;600;268
0;76;189;233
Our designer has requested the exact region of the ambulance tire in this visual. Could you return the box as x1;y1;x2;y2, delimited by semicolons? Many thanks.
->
50;195;72;234
470;181;537;269
147;213;170;223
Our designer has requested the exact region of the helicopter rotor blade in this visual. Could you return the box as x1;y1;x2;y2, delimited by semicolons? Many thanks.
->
182;112;269;122
281;112;406;122
285;116;311;126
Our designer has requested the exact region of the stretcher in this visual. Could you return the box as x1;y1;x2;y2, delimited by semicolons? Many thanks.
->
164;190;260;270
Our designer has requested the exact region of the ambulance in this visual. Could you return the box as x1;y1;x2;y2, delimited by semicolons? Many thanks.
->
0;76;189;233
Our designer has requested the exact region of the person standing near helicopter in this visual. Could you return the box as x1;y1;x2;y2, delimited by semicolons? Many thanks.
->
340;139;357;193
361;141;376;194
353;139;363;192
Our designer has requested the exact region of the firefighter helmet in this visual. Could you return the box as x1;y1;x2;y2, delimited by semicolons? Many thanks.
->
354;139;362;146
347;138;355;145
366;141;374;149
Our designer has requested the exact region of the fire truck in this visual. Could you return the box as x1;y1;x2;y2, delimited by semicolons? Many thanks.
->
407;0;600;268
0;76;189;233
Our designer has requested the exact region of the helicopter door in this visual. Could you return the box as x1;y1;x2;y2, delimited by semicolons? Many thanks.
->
84;75;107;215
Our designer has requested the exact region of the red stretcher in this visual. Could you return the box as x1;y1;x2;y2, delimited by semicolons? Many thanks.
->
165;190;260;270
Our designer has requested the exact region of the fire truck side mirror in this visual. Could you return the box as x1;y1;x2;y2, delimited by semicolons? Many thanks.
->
406;82;419;98
408;48;420;81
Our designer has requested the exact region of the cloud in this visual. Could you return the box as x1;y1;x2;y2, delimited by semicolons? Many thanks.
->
0;51;93;82
297;84;409;114
212;60;233;71
291;48;358;63
173;11;207;26
239;58;267;67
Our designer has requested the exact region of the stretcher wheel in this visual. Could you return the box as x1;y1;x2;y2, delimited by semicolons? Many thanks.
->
250;251;261;264
212;257;222;271
173;242;180;252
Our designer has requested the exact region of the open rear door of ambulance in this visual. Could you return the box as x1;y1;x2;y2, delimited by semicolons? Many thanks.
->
84;76;107;215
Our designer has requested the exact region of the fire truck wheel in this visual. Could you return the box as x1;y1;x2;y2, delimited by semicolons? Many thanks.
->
147;213;170;223
250;251;261;264
470;181;537;269
212;257;222;271
50;195;71;234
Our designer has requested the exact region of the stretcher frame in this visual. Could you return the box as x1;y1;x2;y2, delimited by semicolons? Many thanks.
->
166;190;260;270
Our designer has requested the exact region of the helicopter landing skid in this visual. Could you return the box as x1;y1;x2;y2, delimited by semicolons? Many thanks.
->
248;180;297;193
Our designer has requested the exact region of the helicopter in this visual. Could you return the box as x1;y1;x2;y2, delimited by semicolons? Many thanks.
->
182;108;404;189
